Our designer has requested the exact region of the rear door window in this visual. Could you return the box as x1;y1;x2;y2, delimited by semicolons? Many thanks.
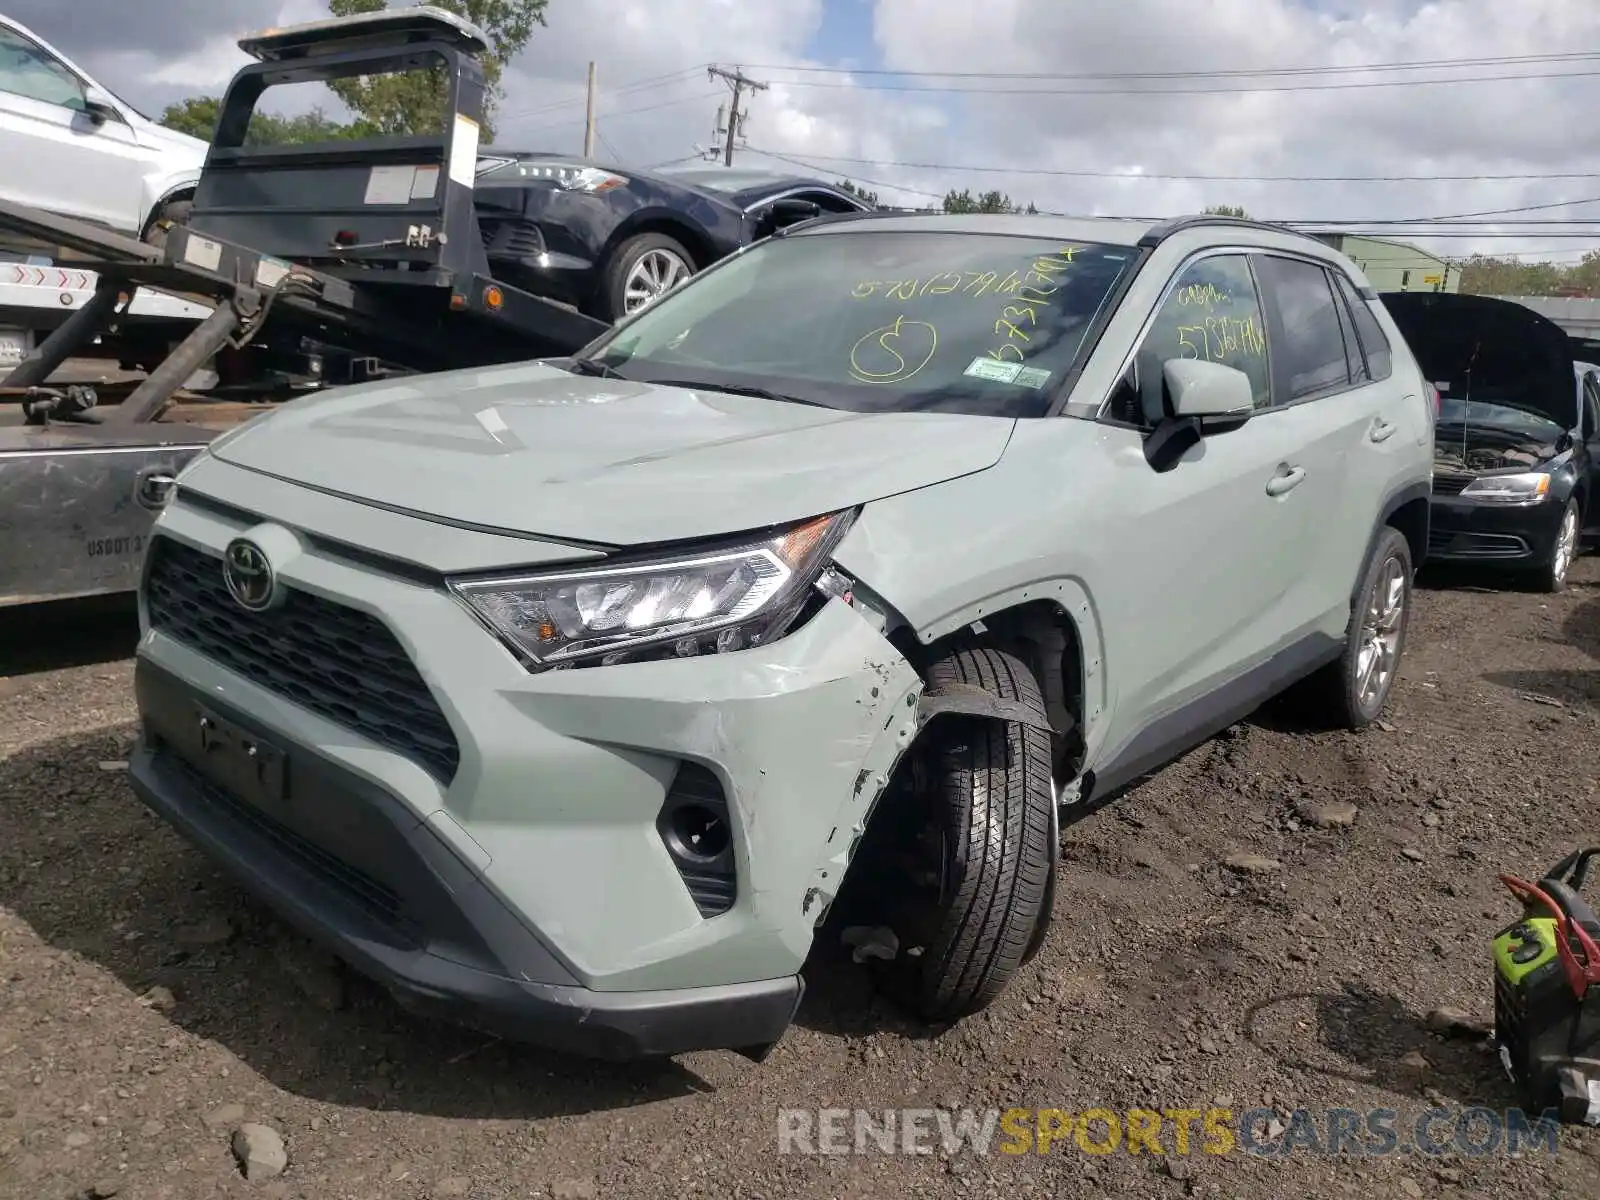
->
1253;255;1351;401
1333;272;1393;381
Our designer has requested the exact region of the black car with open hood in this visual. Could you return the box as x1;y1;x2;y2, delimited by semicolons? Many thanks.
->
1380;291;1600;591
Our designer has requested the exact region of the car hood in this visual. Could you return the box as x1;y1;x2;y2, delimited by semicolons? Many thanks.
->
208;362;1016;546
1380;291;1576;429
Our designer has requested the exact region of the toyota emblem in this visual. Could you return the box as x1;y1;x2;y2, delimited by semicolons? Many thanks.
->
222;537;278;612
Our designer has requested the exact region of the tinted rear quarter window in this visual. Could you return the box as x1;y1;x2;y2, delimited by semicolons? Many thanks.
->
1334;273;1393;381
1254;255;1351;400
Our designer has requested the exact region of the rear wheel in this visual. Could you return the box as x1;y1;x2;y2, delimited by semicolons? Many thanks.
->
1534;499;1581;593
594;233;695;321
1304;526;1413;730
878;646;1055;1022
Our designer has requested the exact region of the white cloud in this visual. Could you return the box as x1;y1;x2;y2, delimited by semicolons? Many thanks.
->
26;0;1600;260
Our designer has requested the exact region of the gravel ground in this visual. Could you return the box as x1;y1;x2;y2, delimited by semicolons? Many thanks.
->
3;563;1600;1199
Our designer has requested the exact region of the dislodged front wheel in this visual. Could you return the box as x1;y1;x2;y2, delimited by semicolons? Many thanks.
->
883;646;1056;1022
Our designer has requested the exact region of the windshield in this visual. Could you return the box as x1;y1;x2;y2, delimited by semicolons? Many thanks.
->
582;230;1137;417
1436;395;1566;436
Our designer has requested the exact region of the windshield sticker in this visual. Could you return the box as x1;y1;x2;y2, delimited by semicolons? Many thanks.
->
963;359;1053;389
965;357;1023;383
849;316;939;384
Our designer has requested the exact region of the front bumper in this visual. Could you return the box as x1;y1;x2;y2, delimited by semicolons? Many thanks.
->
129;485;922;1058
1426;494;1565;567
129;661;803;1059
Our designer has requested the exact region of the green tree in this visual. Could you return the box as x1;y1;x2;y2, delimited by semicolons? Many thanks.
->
1458;252;1600;298
159;96;358;145
325;0;548;139
942;188;1038;215
835;179;880;206
1203;204;1249;218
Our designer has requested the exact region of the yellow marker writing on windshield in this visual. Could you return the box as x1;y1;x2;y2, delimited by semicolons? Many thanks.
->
849;315;938;384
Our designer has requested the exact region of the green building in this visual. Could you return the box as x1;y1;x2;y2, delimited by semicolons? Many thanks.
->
1308;233;1460;294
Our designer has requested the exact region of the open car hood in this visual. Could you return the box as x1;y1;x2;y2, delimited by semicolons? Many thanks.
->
207;362;1015;547
1380;292;1577;430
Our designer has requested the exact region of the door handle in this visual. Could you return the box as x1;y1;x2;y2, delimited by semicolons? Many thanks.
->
1266;465;1306;496
1369;417;1397;443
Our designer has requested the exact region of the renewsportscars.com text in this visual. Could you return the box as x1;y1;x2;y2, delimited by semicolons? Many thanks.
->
776;1106;1562;1158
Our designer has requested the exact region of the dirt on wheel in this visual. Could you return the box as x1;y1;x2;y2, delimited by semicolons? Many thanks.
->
3;565;1599;1199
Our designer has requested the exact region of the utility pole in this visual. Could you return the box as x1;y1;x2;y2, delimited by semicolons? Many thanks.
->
582;61;597;158
707;64;766;166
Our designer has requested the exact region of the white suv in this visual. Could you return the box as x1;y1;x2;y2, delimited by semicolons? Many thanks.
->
0;12;206;241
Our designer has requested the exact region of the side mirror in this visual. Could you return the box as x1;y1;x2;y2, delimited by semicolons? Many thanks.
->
1164;358;1255;419
81;86;120;125
1142;359;1255;474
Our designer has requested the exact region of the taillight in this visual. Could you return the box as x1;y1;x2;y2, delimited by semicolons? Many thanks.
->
1426;383;1441;415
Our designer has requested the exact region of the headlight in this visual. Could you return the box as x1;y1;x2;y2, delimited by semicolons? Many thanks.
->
502;160;628;193
1459;472;1551;505
450;512;853;669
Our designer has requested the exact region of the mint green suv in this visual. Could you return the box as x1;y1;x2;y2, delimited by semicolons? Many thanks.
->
127;213;1433;1061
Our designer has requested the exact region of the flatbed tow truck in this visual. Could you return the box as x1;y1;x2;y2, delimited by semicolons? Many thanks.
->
0;5;607;608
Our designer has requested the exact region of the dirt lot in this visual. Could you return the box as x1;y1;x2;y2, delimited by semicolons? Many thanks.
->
3;562;1600;1199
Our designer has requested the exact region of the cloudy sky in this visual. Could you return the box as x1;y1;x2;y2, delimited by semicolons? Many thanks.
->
10;0;1600;265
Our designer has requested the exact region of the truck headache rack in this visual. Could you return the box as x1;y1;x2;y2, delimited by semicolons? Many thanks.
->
0;4;606;425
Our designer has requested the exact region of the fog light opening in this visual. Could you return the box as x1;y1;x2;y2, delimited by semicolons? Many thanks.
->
667;804;729;862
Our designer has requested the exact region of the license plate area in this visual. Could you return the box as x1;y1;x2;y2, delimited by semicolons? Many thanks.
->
191;703;287;809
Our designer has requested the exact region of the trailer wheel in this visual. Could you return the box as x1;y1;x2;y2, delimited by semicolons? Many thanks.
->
142;198;194;253
595;233;695;321
879;646;1055;1023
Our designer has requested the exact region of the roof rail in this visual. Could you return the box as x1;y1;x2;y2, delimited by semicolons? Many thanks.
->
238;4;489;62
1137;213;1321;249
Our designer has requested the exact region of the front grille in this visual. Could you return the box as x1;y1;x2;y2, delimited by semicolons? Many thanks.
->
1432;472;1473;496
144;536;461;782
1428;530;1529;559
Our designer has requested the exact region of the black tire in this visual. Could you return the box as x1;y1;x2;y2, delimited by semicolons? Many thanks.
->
1020;791;1059;966
889;647;1056;1022
1532;498;1580;594
1306;526;1414;730
142;197;193;252
592;232;695;321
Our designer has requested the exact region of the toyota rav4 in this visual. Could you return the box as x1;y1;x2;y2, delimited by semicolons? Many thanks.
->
127;212;1435;1061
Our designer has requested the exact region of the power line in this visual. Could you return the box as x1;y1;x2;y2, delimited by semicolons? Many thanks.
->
514;91;723;133
741;49;1600;82
738;149;1600;185
707;65;768;166
747;67;1600;97
498;66;709;120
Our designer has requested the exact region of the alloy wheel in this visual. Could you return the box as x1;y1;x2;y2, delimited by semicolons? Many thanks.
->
622;249;690;314
1552;506;1579;587
1356;554;1406;711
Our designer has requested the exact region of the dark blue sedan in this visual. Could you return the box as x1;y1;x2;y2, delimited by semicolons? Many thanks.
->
471;155;874;320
